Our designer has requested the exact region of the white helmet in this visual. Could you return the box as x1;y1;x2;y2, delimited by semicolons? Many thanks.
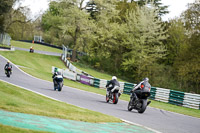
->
112;76;117;80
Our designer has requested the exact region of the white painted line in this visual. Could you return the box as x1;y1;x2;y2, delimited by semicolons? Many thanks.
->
122;119;162;133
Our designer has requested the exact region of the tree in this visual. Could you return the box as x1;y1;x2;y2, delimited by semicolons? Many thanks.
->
0;0;17;32
164;18;187;65
131;0;169;16
42;0;95;61
173;0;200;93
122;4;167;81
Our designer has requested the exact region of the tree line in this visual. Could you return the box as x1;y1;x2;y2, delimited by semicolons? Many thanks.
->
1;0;200;94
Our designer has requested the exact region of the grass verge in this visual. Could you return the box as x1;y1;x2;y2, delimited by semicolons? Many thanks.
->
10;40;62;53
0;50;200;118
0;80;121;123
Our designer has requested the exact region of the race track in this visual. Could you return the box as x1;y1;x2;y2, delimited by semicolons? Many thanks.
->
0;55;200;133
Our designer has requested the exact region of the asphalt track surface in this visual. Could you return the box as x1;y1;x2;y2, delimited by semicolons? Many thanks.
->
14;47;61;56
0;55;200;133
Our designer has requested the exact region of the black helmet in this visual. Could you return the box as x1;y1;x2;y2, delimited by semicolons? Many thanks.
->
143;77;149;81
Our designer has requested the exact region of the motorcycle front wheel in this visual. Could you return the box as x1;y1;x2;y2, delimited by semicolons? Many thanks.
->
128;101;133;111
106;94;109;103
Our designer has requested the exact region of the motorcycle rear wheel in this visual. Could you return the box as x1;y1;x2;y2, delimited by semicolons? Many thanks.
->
113;93;118;104
138;100;147;113
58;82;62;91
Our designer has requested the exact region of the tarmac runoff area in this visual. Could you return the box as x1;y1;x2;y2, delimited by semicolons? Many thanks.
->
0;110;155;133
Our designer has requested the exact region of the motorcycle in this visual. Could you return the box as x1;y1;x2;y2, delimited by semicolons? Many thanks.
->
106;86;120;104
30;48;34;53
5;68;12;77
128;91;151;113
53;78;63;91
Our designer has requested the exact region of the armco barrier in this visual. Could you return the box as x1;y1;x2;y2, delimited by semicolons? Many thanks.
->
149;87;157;100
169;90;185;106
89;78;94;86
183;93;200;109
63;69;76;81
99;79;108;88
80;75;91;85
123;83;134;95
19;40;62;50
94;78;100;88
155;88;170;103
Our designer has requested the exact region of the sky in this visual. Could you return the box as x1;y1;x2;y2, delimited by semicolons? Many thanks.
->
18;0;196;21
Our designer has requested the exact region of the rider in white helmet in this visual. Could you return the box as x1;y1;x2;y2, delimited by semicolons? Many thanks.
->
106;76;120;95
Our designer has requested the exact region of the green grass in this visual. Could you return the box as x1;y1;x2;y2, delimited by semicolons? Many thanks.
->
10;40;62;53
0;50;200;118
0;80;121;123
0;124;49;133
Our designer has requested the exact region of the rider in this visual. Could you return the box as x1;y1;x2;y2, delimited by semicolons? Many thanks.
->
4;61;12;74
131;77;151;105
52;68;63;89
30;46;34;52
106;76;120;96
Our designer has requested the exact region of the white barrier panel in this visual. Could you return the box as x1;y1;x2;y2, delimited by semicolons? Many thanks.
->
119;82;124;91
61;54;64;61
183;93;200;109
69;63;76;72
155;88;170;103
66;60;70;67
99;79;107;88
52;66;55;74
63;69;77;81
89;78;94;86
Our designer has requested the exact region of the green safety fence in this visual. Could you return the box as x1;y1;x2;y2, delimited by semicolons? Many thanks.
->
123;83;134;95
93;78;100;88
149;87;157;100
168;90;185;106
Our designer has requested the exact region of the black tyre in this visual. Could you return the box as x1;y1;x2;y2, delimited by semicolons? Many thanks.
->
113;93;118;104
106;94;109;102
7;71;10;77
138;100;147;113
58;82;62;91
128;101;133;111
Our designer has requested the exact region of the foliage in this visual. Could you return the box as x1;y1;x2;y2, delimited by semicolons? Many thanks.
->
0;0;17;32
122;4;167;81
132;0;169;16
